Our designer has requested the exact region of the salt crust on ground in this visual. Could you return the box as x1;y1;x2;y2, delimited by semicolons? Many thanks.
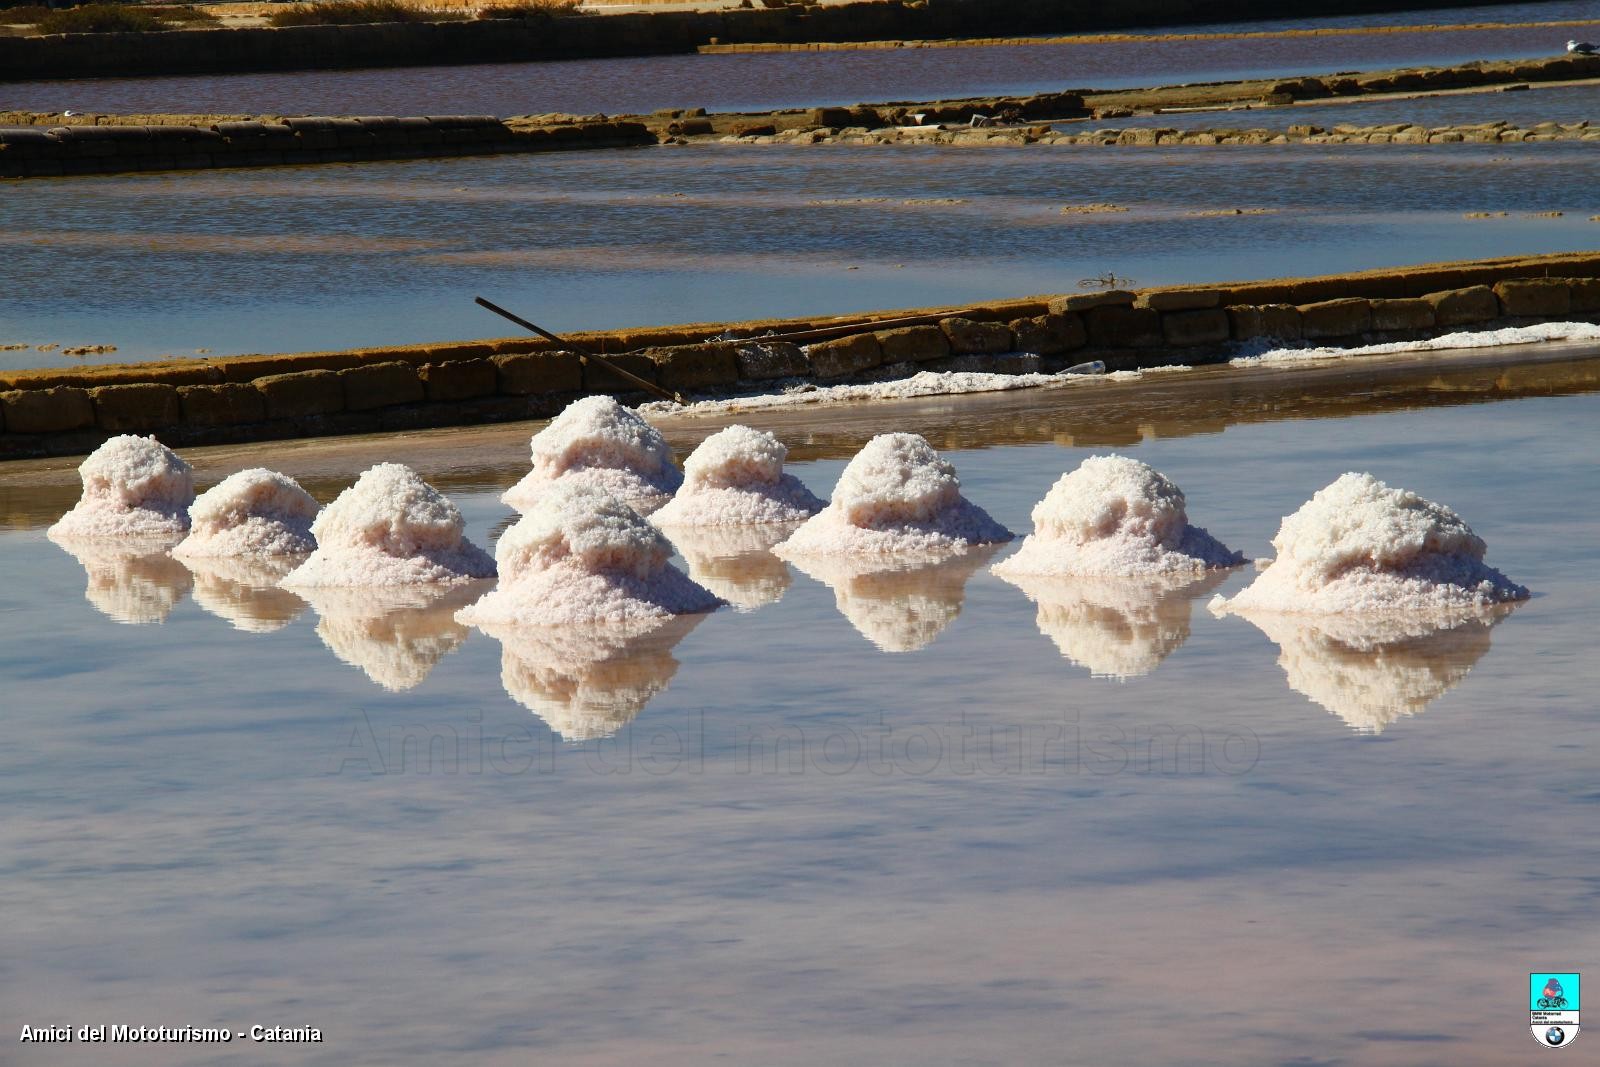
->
785;548;998;653
478;615;704;741
54;539;193;625
651;425;823;527
172;468;319;559
1000;571;1227;680
48;434;195;542
502;395;683;514
663;523;799;612
1232;321;1600;367
773;433;1012;558
460;483;720;627
281;463;494;588
1212;472;1529;616
184;555;307;634
298;584;482;692
993;455;1243;579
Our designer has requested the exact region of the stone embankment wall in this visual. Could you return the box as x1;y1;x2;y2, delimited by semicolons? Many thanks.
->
0;114;651;178
3;252;1600;460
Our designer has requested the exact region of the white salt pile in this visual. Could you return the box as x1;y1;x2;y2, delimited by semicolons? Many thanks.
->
299;585;479;692
459;483;720;628
184;556;308;634
1231;321;1600;367
281;463;494;588
481;615;704;741
55;540;193;625
1237;610;1504;734
172;468;318;559
1001;571;1226;680
994;455;1241;579
663;523;798;612
502;395;683;514
786;548;998;653
650;425;823;527
1212;472;1529;616
773;433;1012;558
47;434;194;542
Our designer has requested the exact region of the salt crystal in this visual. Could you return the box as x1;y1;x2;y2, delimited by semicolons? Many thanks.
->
172;468;318;559
48;434;194;542
651;425;822;527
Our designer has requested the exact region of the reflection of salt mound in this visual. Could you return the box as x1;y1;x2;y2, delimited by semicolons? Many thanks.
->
789;547;997;652
482;614;704;741
281;463;494;587
773;433;1012;558
54;538;193;624
664;523;797;612
502;395;683;514
460;484;720;626
994;455;1242;578
173;468;318;558
184;555;308;633
651;425;823;527
299;583;483;692
1001;571;1226;679
48;434;194;542
1214;473;1528;615
1240;610;1507;733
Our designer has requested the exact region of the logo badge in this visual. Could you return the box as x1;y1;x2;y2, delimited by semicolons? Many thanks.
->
1531;973;1580;1048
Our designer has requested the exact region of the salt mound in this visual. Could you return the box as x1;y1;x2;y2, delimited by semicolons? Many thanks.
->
993;455;1242;579
1237;610;1506;733
459;483;720;627
54;539;193;625
1213;473;1528;615
173;468;318;559
1001;571;1226;680
299;584;482;692
48;434;194;542
184;555;307;634
664;523;798;612
502;395;682;514
651;425;823;527
281;463;494;588
773;433;1012;558
788;547;998;653
481;614;704;741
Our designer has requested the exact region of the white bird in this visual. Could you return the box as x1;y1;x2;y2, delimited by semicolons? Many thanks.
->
1568;39;1598;54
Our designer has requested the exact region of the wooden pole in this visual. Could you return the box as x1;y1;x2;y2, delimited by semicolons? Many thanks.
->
475;297;683;405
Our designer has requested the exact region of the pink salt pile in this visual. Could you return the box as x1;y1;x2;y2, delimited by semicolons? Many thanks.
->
172;468;318;559
281;463;494;588
773;433;1011;558
650;425;822;527
47;434;194;542
502;395;682;514
993;455;1241;579
458;483;720;628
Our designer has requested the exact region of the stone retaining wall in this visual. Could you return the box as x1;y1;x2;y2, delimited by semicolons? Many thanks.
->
4;252;1600;460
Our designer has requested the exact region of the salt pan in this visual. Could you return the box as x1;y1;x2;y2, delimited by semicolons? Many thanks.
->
502;395;682;514
786;548;998;653
48;434;194;542
651;425;823;527
1212;472;1528;616
773;433;1012;558
281;463;494;588
172;468;318;559
993;455;1242;578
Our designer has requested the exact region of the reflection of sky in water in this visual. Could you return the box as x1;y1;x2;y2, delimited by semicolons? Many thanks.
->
2;381;1596;1064
7;143;1600;365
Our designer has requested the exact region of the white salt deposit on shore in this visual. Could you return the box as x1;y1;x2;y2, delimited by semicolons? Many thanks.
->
298;584;481;692
184;555;308;634
459;483;720;628
1001;571;1227;680
1231;321;1600;367
502;395;682;514
773;433;1012;558
54;539;193;625
281;463;494;588
1212;472;1529;616
993;455;1243;579
172;468;318;559
786;548;998;653
480;615;704;741
651;425;823;527
47;434;194;542
663;523;798;612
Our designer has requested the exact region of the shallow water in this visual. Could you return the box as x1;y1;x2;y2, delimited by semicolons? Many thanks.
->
2;350;1597;1064
6;142;1600;367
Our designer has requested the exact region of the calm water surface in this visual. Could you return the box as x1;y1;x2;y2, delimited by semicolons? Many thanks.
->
1;353;1596;1064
